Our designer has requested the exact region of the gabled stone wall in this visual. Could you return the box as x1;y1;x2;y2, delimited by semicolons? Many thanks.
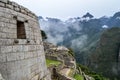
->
0;0;51;80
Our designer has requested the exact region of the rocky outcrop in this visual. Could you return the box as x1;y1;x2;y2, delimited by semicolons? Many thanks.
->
82;12;94;18
43;41;94;80
44;41;76;80
44;41;76;68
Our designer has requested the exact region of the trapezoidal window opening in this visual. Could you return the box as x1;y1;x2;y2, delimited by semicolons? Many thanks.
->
17;21;26;39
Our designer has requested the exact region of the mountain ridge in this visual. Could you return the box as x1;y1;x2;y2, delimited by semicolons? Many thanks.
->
39;11;120;79
39;12;120;62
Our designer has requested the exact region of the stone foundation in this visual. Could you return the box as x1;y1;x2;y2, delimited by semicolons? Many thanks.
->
0;0;51;80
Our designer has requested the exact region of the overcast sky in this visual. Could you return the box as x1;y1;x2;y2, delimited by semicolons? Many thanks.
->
10;0;120;20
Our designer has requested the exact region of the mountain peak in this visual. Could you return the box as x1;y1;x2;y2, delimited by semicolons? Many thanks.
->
82;12;94;18
113;12;120;18
38;16;43;19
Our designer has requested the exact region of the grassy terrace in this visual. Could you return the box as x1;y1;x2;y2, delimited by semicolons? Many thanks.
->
74;74;84;80
46;59;61;67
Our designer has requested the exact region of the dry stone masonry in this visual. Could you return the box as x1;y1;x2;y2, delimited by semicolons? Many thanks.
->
0;0;51;80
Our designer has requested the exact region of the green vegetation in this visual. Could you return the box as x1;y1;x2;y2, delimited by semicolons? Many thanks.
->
77;64;109;80
68;48;75;57
77;64;90;74
89;27;120;79
46;59;61;67
91;74;109;80
74;74;84;80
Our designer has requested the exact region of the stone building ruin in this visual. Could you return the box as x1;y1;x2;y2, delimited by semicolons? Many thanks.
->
0;0;51;80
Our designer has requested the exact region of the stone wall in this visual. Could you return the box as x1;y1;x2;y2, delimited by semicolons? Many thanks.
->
44;42;76;79
0;0;51;80
0;73;4;80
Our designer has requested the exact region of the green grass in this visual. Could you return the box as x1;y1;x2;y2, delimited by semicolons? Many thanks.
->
46;59;61;67
68;68;74;77
74;74;84;80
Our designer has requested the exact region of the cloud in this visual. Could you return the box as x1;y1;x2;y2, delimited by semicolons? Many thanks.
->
39;17;84;45
10;0;120;20
47;34;64;45
71;35;88;50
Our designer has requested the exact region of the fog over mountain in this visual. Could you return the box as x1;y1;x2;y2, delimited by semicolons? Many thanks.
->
39;12;120;79
39;12;120;62
39;13;94;46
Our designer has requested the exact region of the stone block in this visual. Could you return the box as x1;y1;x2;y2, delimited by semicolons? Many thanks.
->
0;63;7;79
7;53;17;61
14;7;20;12
0;7;4;12
11;2;18;7
12;45;23;52
7;23;17;29
32;51;37;57
17;16;25;22
0;22;5;27
6;39;14;45
0;73;5;80
2;27;8;33
24;8;30;14
16;52;24;60
0;39;13;46
30;65;38;73
0;17;9;23
24;52;31;59
0;32;7;38
7;28;16;34
21;8;27;14
0;2;5;7
23;45;29;52
28;12;33;17
0;12;4;17
0;0;8;3
4;13;13;19
17;39;26;45
9;19;16;24
1;46;12;54
6;4;14;10
30;72;36;79
31;75;39;80
24;23;29;30
28;45;36;51
0;53;7;62
28;52;34;58
7;33;17;39
36;39;41;44
38;51;44;57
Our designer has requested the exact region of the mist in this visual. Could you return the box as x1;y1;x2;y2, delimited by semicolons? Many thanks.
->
39;17;88;48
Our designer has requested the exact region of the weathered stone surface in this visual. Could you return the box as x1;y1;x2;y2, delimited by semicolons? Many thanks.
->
0;0;51;80
6;4;13;9
0;0;8;3
0;2;5;7
14;7;20;12
44;42;76;79
0;73;5;80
